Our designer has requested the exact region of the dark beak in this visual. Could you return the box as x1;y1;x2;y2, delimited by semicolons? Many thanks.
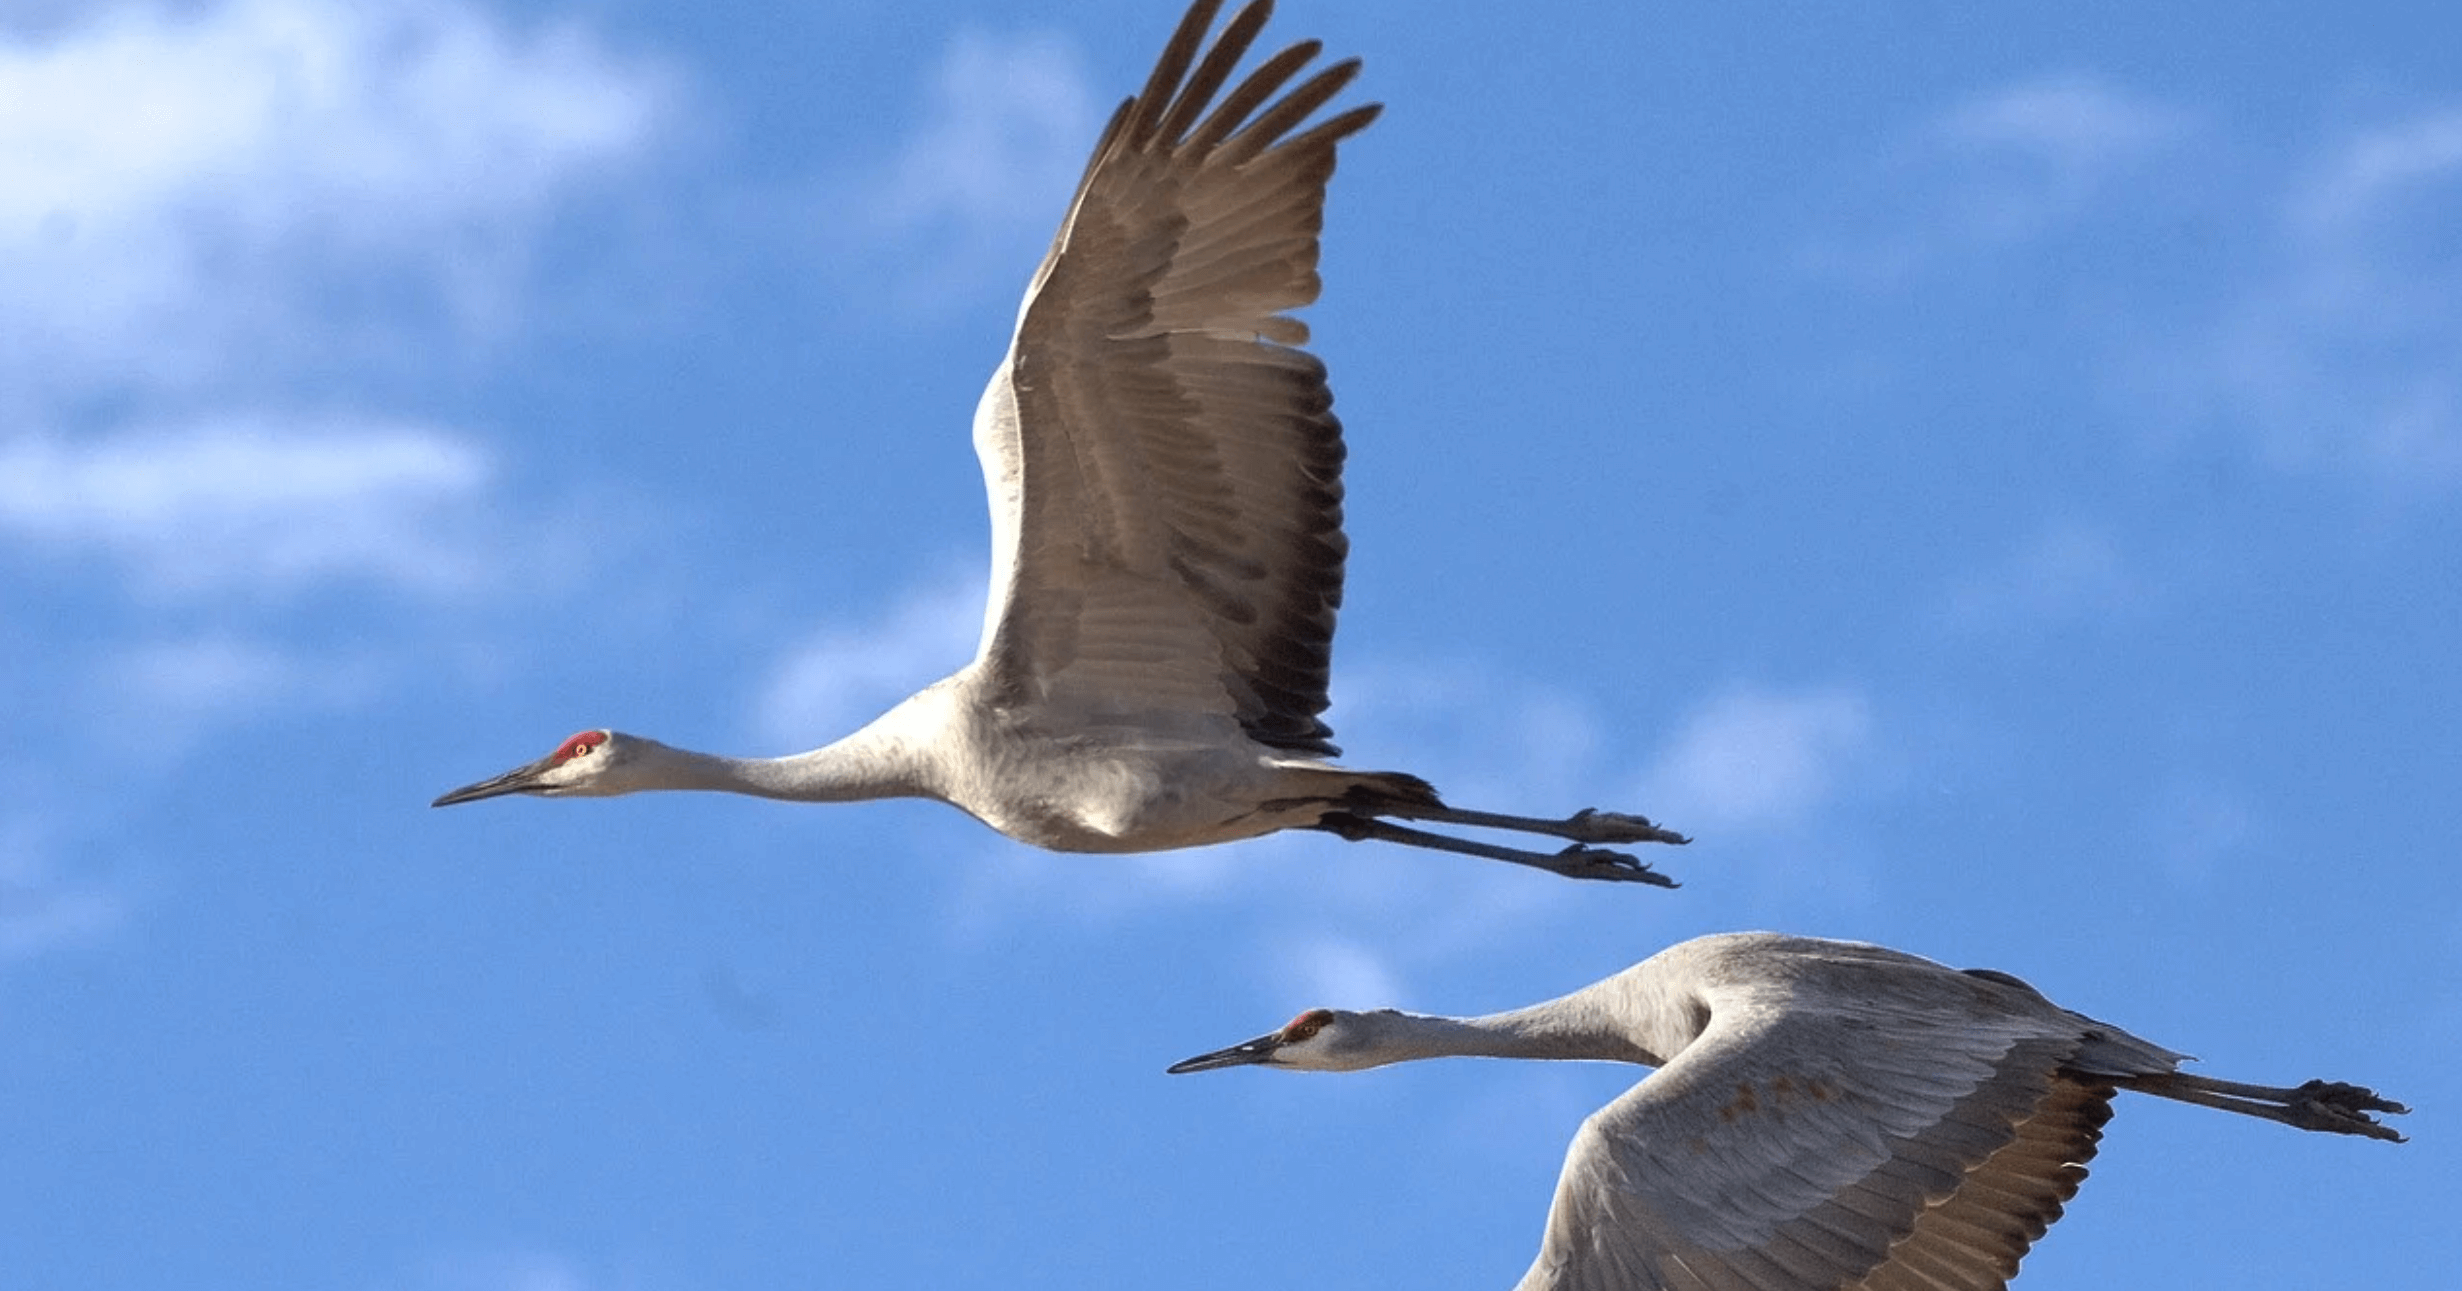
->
431;756;558;807
1166;1031;1285;1074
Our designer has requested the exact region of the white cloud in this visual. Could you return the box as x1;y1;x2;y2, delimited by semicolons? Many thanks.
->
852;27;1099;308
755;566;986;748
1636;685;1874;834
0;0;672;401
0;416;499;595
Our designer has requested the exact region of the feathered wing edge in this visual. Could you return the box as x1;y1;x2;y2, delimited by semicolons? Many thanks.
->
974;0;1381;756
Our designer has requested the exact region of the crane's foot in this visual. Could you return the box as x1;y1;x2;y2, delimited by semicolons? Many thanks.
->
1562;808;1691;847
2287;1080;2411;1142
1548;843;1679;887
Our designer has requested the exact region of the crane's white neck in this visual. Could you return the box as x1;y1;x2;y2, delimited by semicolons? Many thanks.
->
625;726;931;804
1346;995;1661;1069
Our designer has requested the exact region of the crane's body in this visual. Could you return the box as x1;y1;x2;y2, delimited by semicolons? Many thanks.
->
534;681;1428;855
1173;932;2406;1291
431;0;1686;883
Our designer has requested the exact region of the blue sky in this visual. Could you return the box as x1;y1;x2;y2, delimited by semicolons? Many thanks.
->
3;0;2456;1287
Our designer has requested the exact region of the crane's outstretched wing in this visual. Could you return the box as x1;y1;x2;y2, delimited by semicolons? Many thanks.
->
970;0;1379;756
1518;986;2121;1291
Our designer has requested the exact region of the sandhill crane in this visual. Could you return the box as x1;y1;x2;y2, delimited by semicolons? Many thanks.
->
432;0;1688;884
1170;932;2407;1290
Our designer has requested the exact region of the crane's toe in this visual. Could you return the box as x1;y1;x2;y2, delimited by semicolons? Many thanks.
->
1553;843;1680;887
2292;1080;2411;1142
1565;808;1691;846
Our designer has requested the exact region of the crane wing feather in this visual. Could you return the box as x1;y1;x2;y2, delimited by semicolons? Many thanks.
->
1518;979;2116;1291
970;0;1377;755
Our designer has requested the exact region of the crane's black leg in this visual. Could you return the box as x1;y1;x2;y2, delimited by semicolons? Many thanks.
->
1385;804;1689;847
2116;1072;2409;1142
1313;813;1677;886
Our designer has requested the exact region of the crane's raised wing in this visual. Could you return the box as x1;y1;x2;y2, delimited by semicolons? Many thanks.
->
1519;984;2118;1291
969;0;1379;756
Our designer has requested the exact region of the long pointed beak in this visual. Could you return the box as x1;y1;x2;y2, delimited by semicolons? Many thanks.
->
431;756;558;807
1166;1031;1285;1074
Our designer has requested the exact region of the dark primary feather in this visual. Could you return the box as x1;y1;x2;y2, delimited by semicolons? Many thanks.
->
983;0;1381;756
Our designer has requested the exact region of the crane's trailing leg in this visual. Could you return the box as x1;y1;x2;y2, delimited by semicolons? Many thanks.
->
1389;804;1690;847
1313;813;1679;886
2115;1072;2410;1142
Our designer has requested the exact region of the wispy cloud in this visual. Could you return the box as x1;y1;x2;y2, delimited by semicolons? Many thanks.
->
2296;108;2462;230
402;1249;592;1291
846;27;1099;309
1635;685;1875;834
1806;75;2193;280
1934;75;2194;237
1271;932;1408;1009
754;566;986;748
950;841;1250;942
98;635;387;753
2136;104;2462;490
0;0;674;405
1813;77;2462;494
1939;518;2142;634
1938;76;2192;173
0;817;128;961
0;416;499;597
2141;776;2259;888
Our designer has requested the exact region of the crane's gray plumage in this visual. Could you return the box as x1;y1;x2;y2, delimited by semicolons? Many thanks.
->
1170;933;2407;1291
432;0;1688;884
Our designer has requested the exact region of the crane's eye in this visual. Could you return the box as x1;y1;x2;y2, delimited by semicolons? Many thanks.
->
554;732;602;762
1283;1008;1333;1042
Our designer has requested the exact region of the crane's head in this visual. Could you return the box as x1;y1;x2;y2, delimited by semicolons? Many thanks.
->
431;729;637;806
1167;1007;1397;1074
